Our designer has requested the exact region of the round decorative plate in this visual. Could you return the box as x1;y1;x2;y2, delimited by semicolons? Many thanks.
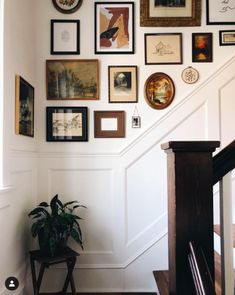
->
181;66;199;84
52;0;83;14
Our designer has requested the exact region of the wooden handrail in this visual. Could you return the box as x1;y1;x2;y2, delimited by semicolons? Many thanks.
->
188;241;216;295
213;140;235;185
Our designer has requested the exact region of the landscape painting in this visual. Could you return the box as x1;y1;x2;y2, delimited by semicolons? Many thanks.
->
46;59;99;100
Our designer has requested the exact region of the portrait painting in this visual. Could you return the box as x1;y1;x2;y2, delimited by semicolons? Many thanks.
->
192;33;213;62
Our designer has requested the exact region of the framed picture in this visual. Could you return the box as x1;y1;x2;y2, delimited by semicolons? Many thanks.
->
94;2;134;54
145;33;182;65
192;33;213;63
219;30;235;46
144;72;175;110
206;0;235;25
52;0;83;14
181;66;199;84
46;107;88;142
140;0;201;27
94;111;125;138
15;75;34;137
132;116;141;128
46;59;99;100
108;66;137;103
51;20;80;55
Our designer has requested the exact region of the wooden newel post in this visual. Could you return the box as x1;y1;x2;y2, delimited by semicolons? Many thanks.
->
161;141;220;295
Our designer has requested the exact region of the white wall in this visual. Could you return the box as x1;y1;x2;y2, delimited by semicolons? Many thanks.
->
1;0;235;293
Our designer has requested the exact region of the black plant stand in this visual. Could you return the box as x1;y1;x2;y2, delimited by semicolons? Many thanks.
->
29;247;79;295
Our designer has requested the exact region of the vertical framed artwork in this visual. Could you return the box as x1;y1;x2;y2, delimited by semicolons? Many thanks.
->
15;75;34;137
145;33;182;65
219;30;235;46
46;59;99;100
206;0;235;25
140;0;201;27
51;19;80;55
46;106;88;142
94;2;134;54
94;111;125;138
192;33;213;62
108;66;137;103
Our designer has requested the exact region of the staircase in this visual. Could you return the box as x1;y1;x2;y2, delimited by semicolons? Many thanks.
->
153;140;235;295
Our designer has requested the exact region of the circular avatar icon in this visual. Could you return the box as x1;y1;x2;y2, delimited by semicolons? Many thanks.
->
5;277;19;291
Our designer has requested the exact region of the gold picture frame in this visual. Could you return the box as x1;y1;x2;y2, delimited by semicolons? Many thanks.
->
140;0;201;27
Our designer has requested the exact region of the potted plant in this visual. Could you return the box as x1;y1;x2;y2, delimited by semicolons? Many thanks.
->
28;194;86;256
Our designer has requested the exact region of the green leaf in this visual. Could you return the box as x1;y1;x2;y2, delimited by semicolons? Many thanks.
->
39;202;49;207
50;195;59;216
70;228;83;249
28;207;50;217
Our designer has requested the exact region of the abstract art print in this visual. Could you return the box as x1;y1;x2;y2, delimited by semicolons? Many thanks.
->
95;2;134;54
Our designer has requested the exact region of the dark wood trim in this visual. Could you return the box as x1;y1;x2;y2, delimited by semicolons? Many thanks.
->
153;271;169;295
213;140;235;184
40;293;156;295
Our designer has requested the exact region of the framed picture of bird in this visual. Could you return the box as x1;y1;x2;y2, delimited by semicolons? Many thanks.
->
94;2;134;54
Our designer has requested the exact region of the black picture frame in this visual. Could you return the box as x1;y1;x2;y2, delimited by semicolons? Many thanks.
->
46;107;88;142
51;20;80;55
52;0;83;14
219;30;235;46
94;2;134;54
206;0;235;25
192;33;213;63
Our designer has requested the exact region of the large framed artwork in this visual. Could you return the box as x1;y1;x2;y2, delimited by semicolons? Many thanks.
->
145;33;182;65
46;59;99;100
140;0;201;27
108;66;138;103
15;75;34;137
94;2;134;54
206;0;235;25
46;106;88;142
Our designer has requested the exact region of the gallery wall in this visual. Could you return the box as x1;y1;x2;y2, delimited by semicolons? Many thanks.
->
1;0;235;294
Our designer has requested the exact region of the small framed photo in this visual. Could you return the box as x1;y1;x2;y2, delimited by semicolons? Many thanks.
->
219;30;235;46
15;75;34;137
192;33;213;63
46;107;88;142
206;0;235;25
46;59;99;100
51;20;80;55
94;111;125;138
108;66;137;103
144;72;175;110
94;2;134;54
132;116;141;128
145;33;182;65
52;0;83;14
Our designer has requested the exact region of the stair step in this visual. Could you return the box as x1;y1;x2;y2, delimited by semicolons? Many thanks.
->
214;224;235;247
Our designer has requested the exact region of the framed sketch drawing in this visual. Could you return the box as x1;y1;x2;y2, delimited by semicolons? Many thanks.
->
15;75;34;137
94;111;125;138
46;106;88;142
95;2;134;54
145;33;182;65
51;20;80;55
144;72;175;110
46;59;99;100
192;33;213;62
206;0;235;24
140;0;201;27
108;66;137;103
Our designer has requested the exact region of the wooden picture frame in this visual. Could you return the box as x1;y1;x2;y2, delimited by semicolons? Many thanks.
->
144;72;175;110
140;0;201;27
94;2;134;54
206;0;235;25
46;106;88;142
15;75;34;137
145;33;182;65
51;20;80;55
219;30;235;46
192;33;213;63
52;0;83;14
108;66;137;103
46;59;99;100
94;111;125;138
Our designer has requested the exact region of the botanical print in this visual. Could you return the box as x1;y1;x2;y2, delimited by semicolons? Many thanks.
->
52;112;82;137
47;60;98;100
99;4;131;50
113;71;132;96
155;0;186;7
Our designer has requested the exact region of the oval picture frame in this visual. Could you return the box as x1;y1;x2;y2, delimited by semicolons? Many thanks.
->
144;72;175;110
52;0;83;14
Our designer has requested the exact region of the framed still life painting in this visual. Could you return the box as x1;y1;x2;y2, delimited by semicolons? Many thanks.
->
94;2;134;54
15;75;34;137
